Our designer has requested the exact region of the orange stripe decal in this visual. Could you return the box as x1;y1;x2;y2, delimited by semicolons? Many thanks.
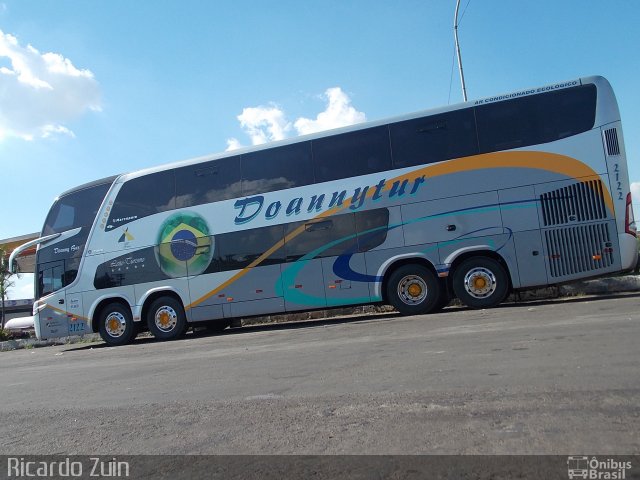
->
186;151;611;310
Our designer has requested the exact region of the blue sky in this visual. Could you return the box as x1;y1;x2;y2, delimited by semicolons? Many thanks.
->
1;0;639;298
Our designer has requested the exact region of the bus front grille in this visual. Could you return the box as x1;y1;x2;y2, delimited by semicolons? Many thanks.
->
540;180;608;226
544;222;614;278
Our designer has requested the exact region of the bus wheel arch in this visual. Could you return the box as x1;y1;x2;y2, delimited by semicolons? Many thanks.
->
450;251;511;309
94;299;137;346
382;258;446;315
143;291;188;341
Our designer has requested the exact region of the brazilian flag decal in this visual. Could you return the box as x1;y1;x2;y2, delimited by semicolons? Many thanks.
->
156;212;213;278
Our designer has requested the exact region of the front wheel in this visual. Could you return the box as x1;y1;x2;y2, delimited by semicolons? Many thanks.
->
146;296;187;341
452;256;509;309
98;303;137;346
386;264;442;315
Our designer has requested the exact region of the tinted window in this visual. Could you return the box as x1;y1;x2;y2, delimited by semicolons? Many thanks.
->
107;171;176;229
285;214;358;261
475;85;597;153
313;126;393;183
390;109;479;168
355;208;390;252
175;156;241;208
216;224;285;271
242;142;314;196
43;181;112;235
94;246;171;289
37;261;64;297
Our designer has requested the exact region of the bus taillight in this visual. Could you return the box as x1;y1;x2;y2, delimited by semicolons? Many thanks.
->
626;192;637;237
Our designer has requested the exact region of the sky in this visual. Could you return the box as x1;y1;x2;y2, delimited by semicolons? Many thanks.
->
1;0;639;299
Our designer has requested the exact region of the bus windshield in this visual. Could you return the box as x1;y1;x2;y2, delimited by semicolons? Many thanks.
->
42;181;113;235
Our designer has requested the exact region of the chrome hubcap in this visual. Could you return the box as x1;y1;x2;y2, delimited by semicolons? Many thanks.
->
105;312;127;338
155;306;178;332
397;275;428;305
463;267;497;299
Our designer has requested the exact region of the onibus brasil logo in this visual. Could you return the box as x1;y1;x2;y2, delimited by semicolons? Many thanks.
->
156;212;213;278
567;456;632;479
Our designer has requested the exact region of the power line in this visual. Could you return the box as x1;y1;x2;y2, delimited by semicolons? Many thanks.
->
447;47;456;104
458;0;472;25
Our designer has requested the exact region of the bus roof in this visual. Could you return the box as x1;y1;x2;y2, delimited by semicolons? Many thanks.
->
57;175;119;199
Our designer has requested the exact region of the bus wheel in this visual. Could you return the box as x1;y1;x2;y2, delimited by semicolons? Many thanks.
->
147;296;187;341
452;257;509;309
98;303;136;346
386;264;441;315
431;290;451;313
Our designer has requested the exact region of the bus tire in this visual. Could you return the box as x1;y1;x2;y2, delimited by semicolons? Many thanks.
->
146;296;187;341
452;256;509;309
98;302;137;346
431;290;451;313
386;264;442;315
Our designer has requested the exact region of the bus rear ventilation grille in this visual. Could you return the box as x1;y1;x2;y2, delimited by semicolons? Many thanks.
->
604;127;620;156
544;222;613;278
540;180;607;226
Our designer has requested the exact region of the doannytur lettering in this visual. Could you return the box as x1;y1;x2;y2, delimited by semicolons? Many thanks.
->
234;175;425;225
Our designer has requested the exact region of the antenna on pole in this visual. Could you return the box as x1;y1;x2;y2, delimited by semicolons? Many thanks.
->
454;0;468;102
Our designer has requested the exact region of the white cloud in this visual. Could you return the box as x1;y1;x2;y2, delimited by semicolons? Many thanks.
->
225;137;244;151
226;87;366;148
631;182;640;204
0;29;101;142
237;103;290;146
294;87;366;135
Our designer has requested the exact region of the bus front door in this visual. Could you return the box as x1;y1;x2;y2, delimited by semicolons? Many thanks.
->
35;260;69;339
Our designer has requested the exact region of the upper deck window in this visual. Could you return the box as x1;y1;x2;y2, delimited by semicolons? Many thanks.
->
106;171;176;229
43;181;113;235
390;108;479;167
312;126;393;183
175;156;241;208
241;142;314;196
475;84;597;153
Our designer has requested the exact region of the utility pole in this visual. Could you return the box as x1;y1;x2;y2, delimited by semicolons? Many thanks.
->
454;0;468;102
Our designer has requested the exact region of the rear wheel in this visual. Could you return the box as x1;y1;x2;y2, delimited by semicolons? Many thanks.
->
146;296;187;341
98;303;136;346
386;264;442;315
452;256;509;309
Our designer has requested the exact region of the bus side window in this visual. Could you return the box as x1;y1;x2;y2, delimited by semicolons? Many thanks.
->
355;208;390;252
475;85;597;153
216;224;285;271
285;214;358;261
175;156;242;208
312;126;392;183
37;262;64;297
390;109;478;168
107;171;176;228
241;142;314;196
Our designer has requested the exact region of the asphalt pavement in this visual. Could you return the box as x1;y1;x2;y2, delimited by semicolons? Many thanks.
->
1;293;638;455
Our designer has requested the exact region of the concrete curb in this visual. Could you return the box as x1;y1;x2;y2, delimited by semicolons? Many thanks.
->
0;334;101;352
2;273;639;352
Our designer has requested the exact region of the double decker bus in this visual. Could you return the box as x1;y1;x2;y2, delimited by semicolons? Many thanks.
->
10;75;637;346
